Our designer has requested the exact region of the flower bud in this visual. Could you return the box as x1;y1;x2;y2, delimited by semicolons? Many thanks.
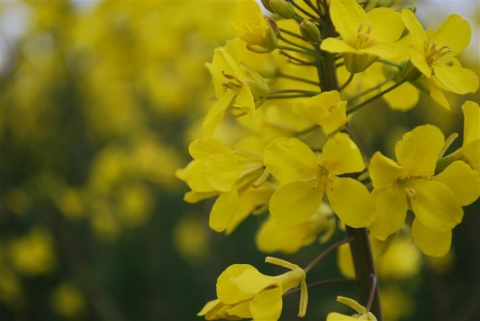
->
269;0;296;19
403;5;417;13
376;0;395;7
299;19;321;43
260;0;274;12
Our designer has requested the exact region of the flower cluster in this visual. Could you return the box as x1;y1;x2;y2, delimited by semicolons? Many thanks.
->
176;0;479;320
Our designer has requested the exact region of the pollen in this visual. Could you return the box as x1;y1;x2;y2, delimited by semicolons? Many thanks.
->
424;40;453;66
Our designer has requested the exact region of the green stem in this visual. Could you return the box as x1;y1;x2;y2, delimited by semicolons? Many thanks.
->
347;79;407;115
277;35;317;54
346;227;383;321
278;72;321;86
338;73;355;92
269;89;320;96
277;45;322;58
284;278;355;297
304;237;354;273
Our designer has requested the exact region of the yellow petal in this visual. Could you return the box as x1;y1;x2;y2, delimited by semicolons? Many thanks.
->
435;161;480;206
197;299;222;316
205;152;239;192
410;179;463;232
337;243;355;279
433;14;471;57
249;286;283;321
209;190;238;233
369;187;408;240
294;91;347;135
203;90;236;137
230;268;277;295
327;312;358;321
368;152;403;189
462;101;480;146
326;177;376;228
189;138;231;160
367;8;404;43
383;81;420;111
270;181;324;226
330;0;367;40
321;38;361;54
401;9;427;51
424;77;450;110
411;219;452;257
362;42;406;60
264;137;318;184
433;64;479;94
322;133;365;175
395;125;444;176
233;83;256;120
217;264;259;304
176;161;215;193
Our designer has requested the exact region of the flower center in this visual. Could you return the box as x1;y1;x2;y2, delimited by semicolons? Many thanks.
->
353;22;374;49
424;40;453;66
222;71;243;92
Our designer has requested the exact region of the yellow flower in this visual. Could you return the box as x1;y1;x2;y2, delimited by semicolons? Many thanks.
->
321;0;405;73
231;0;277;51
294;90;348;135
326;296;377;320
401;10;479;109
264;134;375;228
176;138;273;234
368;125;480;256
205;39;269;136
198;257;308;320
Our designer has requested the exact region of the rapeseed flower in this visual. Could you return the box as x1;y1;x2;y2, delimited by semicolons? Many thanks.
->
368;125;480;256
205;39;269;136
401;10;479;109
321;0;405;73
264;134;375;228
198;257;308;320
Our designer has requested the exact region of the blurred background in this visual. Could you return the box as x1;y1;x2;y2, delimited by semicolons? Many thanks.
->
0;1;478;321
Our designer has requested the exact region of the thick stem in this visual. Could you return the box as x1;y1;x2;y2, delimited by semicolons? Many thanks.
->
346;227;383;320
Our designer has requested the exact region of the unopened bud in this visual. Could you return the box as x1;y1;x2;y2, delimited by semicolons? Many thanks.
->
376;0;394;7
403;5;416;13
299;19;321;43
269;0;296;19
261;0;274;12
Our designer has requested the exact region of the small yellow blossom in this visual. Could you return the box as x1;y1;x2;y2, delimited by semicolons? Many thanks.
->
264;134;375;228
198;257;308;320
401;10;479;109
368;125;480;256
205;39;269;136
321;0;405;72
294;90;348;135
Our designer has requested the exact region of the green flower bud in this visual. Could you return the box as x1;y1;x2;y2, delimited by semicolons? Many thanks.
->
261;0;274;12
403;5;417;13
269;0;296;19
299;19;321;43
376;0;395;7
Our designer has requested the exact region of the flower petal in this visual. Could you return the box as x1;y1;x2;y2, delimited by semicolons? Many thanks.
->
395;125;444;176
368;152;403;189
462;101;480;146
249;286;283;321
205;152;239;192
368;7;404;42
411;219;452;257
382;81;420;111
203;90;236;137
230;268;277;295
320;38;361;54
264;137;318;184
209;190;238;233
410;179;463;232
217;264;259;304
433;14;471;56
326;177;375;228
329;0;368;40
435;161;480;206
322;133;365;175
433;64;479;94
270;181;324;226
369;187;408;240
401;9;427;51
